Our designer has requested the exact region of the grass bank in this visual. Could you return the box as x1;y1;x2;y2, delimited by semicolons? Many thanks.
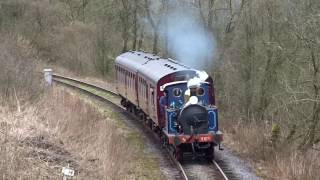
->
0;87;163;179
221;118;320;179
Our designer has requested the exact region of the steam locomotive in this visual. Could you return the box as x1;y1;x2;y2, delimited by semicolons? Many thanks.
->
115;51;223;161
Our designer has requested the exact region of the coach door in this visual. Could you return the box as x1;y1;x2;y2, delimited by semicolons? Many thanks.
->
149;85;156;120
138;77;148;114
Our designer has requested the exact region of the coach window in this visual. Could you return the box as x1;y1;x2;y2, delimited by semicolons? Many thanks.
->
121;68;123;84
142;80;145;98
142;80;145;99
131;73;133;88
123;70;125;84
131;74;134;88
144;81;146;98
132;74;134;88
133;74;135;87
173;88;182;97
139;78;142;96
119;67;121;81
197;87;205;96
127;71;129;84
150;87;155;105
121;68;124;83
129;73;131;88
124;70;127;85
128;72;130;88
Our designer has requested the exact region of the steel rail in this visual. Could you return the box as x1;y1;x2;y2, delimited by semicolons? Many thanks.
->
52;75;189;180
212;160;229;180
52;74;118;96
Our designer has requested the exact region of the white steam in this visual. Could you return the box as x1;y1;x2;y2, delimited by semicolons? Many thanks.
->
196;71;209;82
142;0;216;69
165;10;215;68
185;70;209;106
187;71;209;88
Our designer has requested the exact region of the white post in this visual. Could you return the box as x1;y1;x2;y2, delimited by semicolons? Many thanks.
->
62;164;75;180
43;69;53;86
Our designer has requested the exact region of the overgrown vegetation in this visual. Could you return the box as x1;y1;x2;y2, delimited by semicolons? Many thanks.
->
0;0;319;179
0;34;41;107
0;87;162;179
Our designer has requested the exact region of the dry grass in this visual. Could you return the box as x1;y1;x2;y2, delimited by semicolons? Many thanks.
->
40;87;135;179
0;33;42;106
0;105;60;179
0;87;162;179
221;118;320;179
272;150;320;180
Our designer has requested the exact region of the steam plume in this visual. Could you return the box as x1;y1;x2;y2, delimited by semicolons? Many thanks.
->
164;9;215;69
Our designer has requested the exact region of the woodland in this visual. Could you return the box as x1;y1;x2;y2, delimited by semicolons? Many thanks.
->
0;0;319;179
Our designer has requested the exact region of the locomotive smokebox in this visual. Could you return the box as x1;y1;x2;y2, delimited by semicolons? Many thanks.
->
178;104;208;135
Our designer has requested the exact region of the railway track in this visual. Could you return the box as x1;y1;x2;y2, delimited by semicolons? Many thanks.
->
52;74;232;180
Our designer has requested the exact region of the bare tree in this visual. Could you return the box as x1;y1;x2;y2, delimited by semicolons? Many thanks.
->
119;0;130;52
144;0;158;53
132;0;139;50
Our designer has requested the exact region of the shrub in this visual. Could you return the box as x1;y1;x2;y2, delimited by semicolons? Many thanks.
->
0;34;41;106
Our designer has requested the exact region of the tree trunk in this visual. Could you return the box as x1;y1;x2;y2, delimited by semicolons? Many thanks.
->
258;3;275;121
207;0;215;31
120;0;129;52
132;0;138;50
163;0;169;57
138;27;144;50
152;30;158;54
144;0;159;54
244;16;254;120
301;48;320;148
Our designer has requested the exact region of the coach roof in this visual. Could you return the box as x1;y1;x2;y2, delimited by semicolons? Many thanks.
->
115;51;196;83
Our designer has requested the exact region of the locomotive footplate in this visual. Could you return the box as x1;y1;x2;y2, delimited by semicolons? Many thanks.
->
163;131;223;146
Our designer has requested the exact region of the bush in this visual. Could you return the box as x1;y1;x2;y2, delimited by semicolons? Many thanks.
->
0;34;41;105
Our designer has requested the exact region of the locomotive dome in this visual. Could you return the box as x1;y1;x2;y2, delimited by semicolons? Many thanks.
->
115;51;197;83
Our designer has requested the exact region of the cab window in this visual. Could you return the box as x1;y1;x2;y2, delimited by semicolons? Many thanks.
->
173;88;182;97
197;87;205;96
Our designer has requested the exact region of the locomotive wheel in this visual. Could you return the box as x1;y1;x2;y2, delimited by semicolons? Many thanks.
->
205;146;214;160
128;106;133;113
126;104;131;112
148;120;153;130
120;99;126;107
133;107;138;115
161;136;167;148
174;147;183;162
139;113;144;122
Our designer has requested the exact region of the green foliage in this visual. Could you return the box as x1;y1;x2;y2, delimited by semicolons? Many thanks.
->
271;123;281;147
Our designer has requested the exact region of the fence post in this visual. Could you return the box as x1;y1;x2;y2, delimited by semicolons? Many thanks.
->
43;69;53;86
